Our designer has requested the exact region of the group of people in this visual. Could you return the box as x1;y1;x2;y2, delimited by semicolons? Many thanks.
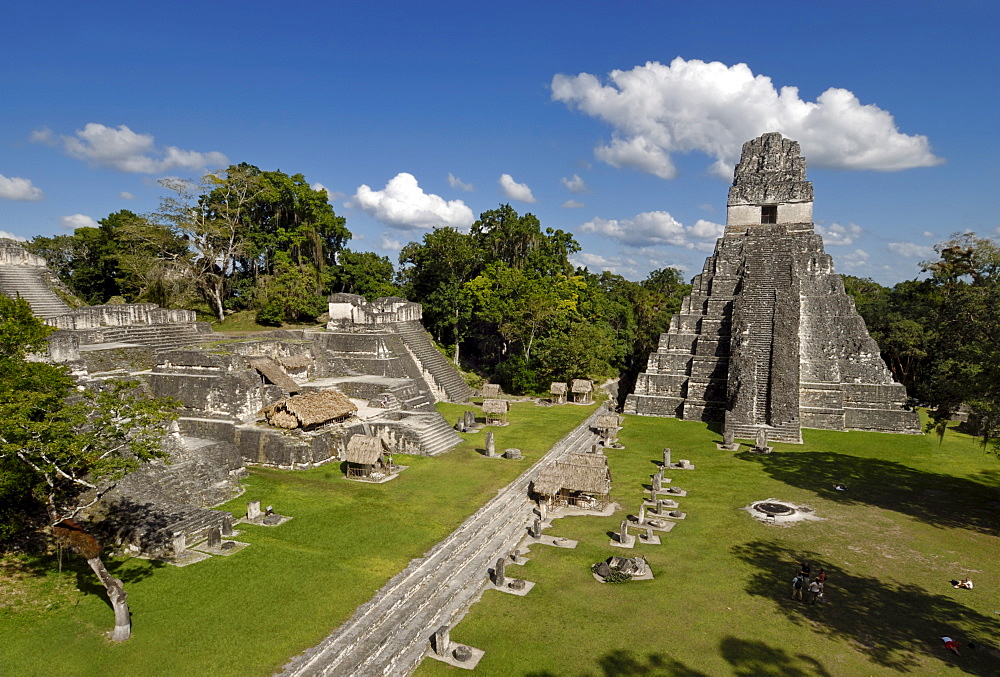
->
791;560;826;604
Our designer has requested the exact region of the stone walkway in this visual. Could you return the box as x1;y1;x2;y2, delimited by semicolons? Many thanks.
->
279;410;603;676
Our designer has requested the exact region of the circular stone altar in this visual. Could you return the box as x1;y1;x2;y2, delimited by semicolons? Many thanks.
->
744;498;823;525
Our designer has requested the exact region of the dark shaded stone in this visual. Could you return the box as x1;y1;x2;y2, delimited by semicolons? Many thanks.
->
595;562;612;578
453;645;472;662
508;578;526;590
263;513;281;525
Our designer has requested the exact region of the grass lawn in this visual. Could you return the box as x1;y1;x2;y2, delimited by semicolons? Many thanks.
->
0;400;597;677
414;416;1000;676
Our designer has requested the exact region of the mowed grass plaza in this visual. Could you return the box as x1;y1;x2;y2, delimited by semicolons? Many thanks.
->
2;401;998;676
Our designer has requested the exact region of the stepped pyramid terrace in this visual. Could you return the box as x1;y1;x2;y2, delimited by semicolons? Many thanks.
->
625;133;920;443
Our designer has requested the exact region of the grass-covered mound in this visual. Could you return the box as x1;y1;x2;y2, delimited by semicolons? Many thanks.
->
415;416;1000;676
0;400;597;676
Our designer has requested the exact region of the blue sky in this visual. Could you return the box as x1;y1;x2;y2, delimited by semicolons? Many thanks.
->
2;0;997;285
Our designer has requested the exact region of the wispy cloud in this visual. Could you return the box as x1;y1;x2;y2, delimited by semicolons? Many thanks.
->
887;241;936;258
815;222;863;246
38;123;228;174
0;174;43;201
552;57;943;179
499;174;536;203
562;200;585;209
561;173;588;193
448;173;474;192
580;211;723;250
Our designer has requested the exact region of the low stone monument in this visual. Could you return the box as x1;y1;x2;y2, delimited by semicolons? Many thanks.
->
493;557;506;587
207;527;221;549
637;505;646;525
464;410;476;429
172;532;186;558
652;473;662;493
453;645;472;662
431;625;450;656
247;500;261;521
752;429;773;454
719;428;740;451
485;431;495;457
530;518;541;538
221;515;234;536
503;448;521;459
663;448;672;468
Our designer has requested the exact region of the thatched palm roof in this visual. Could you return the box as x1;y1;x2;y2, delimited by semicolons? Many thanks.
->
344;435;389;465
481;383;502;398
277;354;312;370
249;357;300;393
595;414;622;430
550;382;568;395
571;379;593;393
482;399;509;415
262;389;357;429
533;453;611;496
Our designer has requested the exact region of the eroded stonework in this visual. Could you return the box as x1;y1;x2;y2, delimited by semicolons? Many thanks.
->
625;133;919;442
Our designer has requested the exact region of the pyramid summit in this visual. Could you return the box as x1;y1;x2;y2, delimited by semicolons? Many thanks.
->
625;132;919;442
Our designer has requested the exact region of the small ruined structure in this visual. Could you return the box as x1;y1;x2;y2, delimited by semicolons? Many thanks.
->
482;398;509;425
248;357;301;394
481;383;502;399
626;133;920;442
262;390;357;430
550;382;568;404
571;379;594;403
532;452;611;509
594;413;622;446
343;435;394;480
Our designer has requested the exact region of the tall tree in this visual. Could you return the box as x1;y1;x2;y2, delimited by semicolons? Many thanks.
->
0;296;176;640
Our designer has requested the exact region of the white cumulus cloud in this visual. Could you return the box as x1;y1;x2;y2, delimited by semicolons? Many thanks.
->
499;174;536;203
60;214;99;230
887;241;936;258
312;182;345;201
561;174;588;193
448;173;474;192
815;222;863;246
552;57;943;178
0;174;43;201
47;123;228;174
119;191;135;200
350;172;475;231
581;211;723;249
0;230;27;241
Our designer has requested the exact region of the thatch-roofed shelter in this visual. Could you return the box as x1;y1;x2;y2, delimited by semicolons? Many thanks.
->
343;434;394;480
594;413;622;444
276;354;313;376
482;398;510;425
571;379;594;403
249;357;301;393
550;382;568;405
532;453;611;509
261;389;357;430
481;383;502;399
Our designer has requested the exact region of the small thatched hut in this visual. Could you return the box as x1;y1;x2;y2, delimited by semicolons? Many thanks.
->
482;398;510;425
276;354;313;378
550;382;568;405
261;390;357;430
594;413;622;444
532;453;611;509
571;379;594;403
481;383;502;399
343;435;393;480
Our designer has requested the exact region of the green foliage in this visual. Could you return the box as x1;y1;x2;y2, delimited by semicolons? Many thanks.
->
0;297;176;543
254;253;326;326
329;250;401;300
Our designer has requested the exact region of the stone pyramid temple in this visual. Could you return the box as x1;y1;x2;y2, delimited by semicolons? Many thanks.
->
624;133;919;442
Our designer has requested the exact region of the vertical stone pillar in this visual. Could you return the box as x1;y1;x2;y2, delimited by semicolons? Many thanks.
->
172;532;186;558
247;500;261;520
663;448;672;468
207;527;221;548
638;505;646;525
485;431;495;457
493;557;506;586
431;625;450;656
222;514;234;536
619;520;629;544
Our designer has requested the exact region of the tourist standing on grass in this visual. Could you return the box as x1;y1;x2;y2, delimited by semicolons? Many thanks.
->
791;574;805;601
807;578;822;604
796;560;811;578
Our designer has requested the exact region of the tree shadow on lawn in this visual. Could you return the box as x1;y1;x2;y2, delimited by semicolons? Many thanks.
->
737;450;1000;537
720;637;834;677
733;540;998;675
526;649;709;676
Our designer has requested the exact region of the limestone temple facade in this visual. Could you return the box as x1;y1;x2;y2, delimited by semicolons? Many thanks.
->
625;133;919;442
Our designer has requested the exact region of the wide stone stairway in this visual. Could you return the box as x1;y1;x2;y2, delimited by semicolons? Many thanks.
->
280;410;602;676
0;265;71;318
391;320;474;403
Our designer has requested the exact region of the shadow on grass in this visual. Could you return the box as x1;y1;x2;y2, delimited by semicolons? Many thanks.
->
526;649;709;676
733;540;998;675
720;637;833;676
737;450;1000;536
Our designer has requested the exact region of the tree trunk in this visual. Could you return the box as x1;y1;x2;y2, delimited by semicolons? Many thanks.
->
86;556;131;642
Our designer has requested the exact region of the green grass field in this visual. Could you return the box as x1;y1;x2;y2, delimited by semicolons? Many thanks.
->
0;401;596;676
414;415;1000;676
2;406;998;676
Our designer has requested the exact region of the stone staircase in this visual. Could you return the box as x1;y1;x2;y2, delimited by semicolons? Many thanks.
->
369;411;462;457
391;321;474;403
94;323;207;352
0;265;72;318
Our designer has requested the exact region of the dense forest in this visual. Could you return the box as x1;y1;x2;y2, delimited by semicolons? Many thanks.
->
22;165;1000;450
